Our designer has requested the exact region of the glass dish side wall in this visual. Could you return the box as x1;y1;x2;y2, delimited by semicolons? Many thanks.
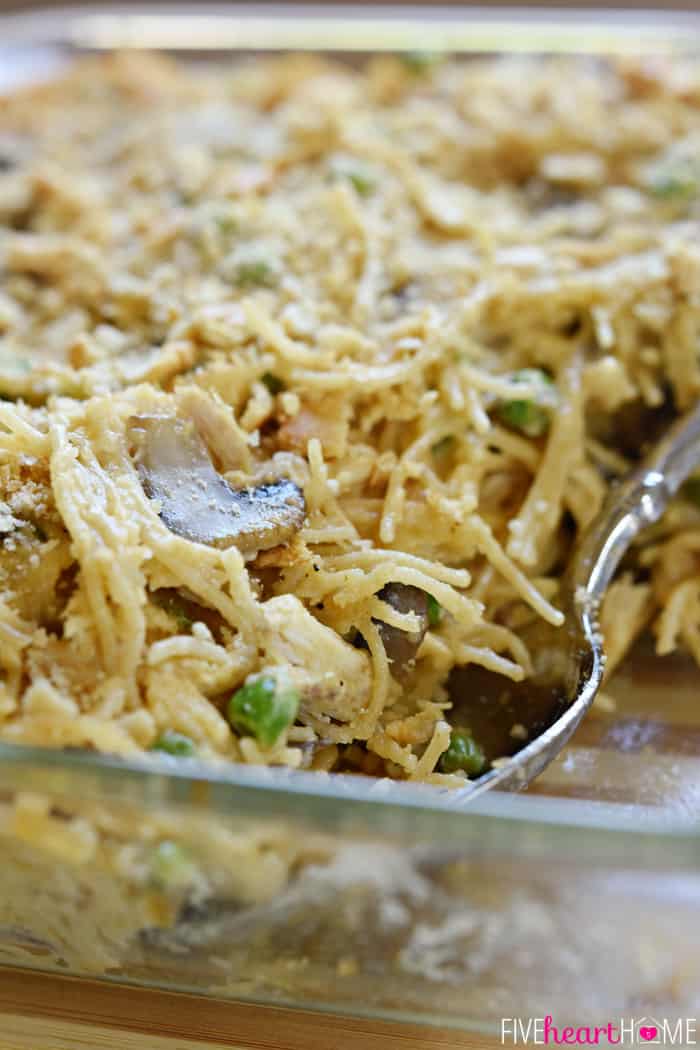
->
0;751;699;1029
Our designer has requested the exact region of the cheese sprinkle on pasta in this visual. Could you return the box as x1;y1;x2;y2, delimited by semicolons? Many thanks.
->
1;51;700;781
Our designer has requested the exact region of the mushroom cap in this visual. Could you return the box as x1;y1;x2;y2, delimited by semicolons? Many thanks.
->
129;414;306;556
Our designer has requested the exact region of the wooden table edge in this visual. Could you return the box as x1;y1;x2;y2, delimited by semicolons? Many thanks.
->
0;967;501;1049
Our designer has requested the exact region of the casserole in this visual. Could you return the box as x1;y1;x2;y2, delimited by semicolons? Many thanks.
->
0;6;699;1031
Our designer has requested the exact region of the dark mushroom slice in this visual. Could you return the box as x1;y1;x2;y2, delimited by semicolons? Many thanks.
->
150;587;229;641
0;133;33;173
129;415;306;556
373;583;430;682
589;386;676;462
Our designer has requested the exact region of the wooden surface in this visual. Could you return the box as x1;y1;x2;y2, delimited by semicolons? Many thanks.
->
0;969;499;1050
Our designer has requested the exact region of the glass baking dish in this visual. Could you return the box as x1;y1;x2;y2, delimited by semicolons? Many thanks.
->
1;5;700;1034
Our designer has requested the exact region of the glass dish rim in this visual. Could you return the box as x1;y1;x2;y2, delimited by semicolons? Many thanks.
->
1;3;699;845
1;741;700;867
3;4;700;54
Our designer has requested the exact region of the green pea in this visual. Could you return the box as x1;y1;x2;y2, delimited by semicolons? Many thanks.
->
426;593;443;627
400;51;441;74
173;609;193;632
645;141;700;202
149;841;194;889
431;434;455;457
347;169;375;197
214;209;238;235
234;259;275;288
150;730;196;758
151;591;192;632
438;728;487;777
261;372;285;395
331;159;376;197
228;674;300;748
497;368;555;438
649;173;697;200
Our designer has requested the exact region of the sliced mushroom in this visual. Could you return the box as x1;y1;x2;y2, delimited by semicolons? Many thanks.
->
373;583;429;682
129;415;305;556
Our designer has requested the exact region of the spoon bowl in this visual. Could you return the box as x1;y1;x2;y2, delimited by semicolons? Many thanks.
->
467;399;700;797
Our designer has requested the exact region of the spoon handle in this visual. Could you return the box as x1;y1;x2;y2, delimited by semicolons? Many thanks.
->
572;398;700;604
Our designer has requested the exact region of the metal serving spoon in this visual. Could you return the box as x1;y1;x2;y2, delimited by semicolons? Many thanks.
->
467;400;700;797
